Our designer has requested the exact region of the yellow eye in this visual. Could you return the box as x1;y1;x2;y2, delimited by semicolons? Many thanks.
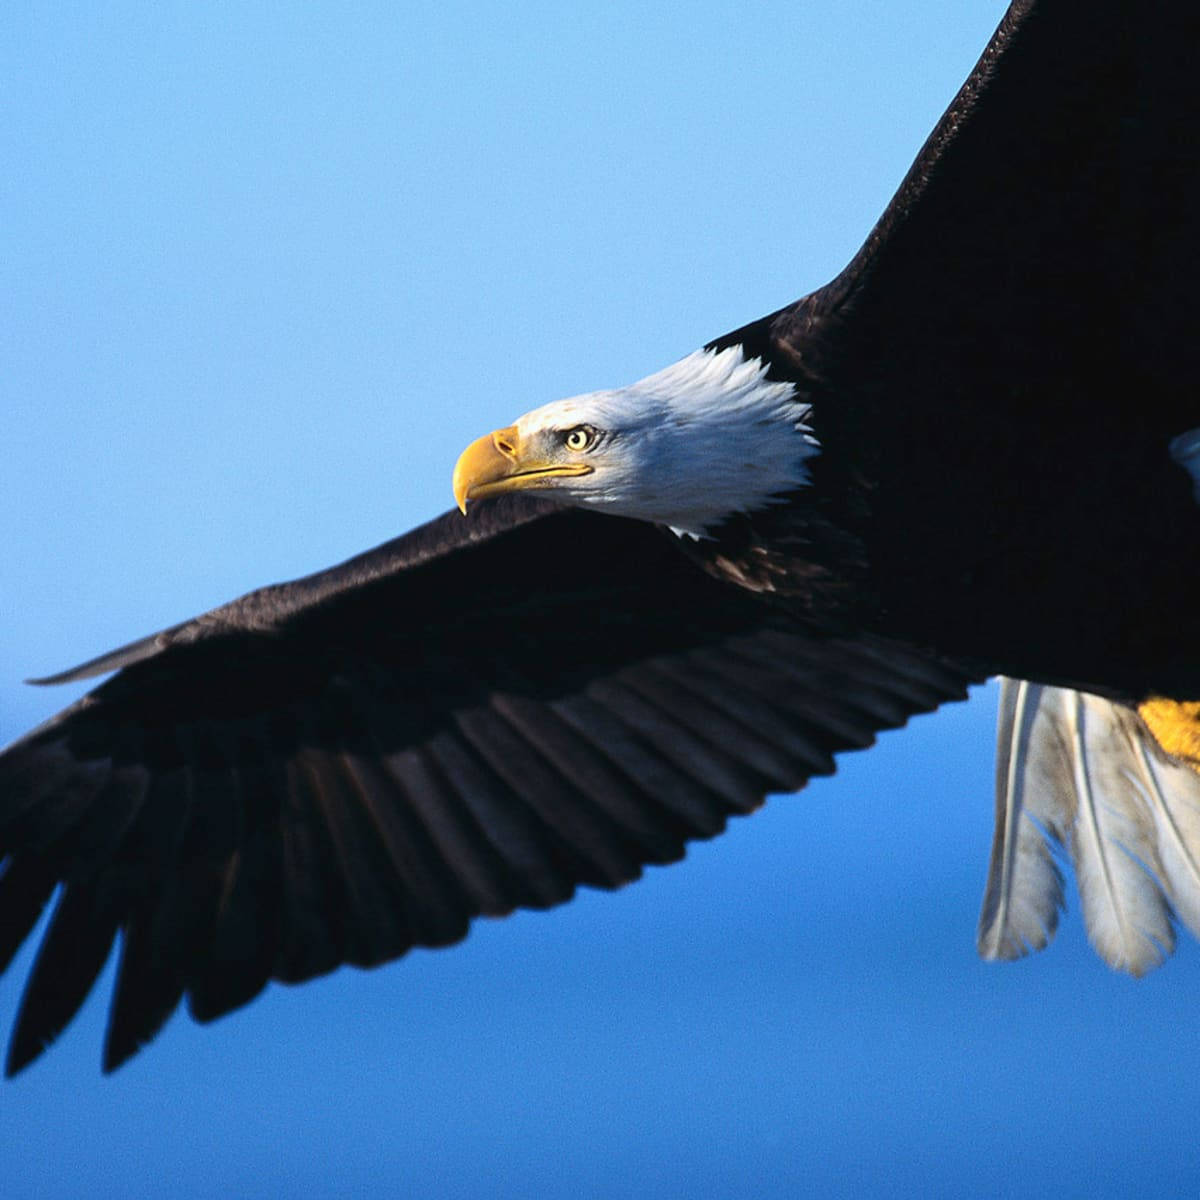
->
564;427;592;452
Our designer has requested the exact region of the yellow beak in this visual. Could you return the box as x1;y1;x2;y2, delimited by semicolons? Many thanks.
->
452;425;592;513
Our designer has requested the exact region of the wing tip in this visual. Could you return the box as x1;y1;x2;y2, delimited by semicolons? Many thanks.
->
24;632;171;687
5;1026;48;1078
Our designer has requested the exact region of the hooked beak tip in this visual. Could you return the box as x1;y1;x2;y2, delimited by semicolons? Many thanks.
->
452;427;519;515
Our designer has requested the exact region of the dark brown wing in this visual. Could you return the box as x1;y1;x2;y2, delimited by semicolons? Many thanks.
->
0;496;974;1073
711;0;1200;699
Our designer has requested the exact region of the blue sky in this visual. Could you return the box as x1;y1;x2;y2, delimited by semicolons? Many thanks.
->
5;3;1200;1196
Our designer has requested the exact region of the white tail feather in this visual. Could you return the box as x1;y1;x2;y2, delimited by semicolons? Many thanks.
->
977;679;1068;961
1127;734;1200;940
978;680;1200;975
1063;691;1173;973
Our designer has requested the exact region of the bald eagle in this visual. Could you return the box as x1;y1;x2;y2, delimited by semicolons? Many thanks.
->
4;0;1200;1075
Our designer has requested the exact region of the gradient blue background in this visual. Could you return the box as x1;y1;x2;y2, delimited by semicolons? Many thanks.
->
5;3;1199;1196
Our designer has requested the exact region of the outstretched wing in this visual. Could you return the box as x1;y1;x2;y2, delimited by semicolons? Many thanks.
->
712;0;1200;697
0;496;973;1073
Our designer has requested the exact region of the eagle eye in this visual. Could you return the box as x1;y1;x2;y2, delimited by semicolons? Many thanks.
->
564;426;594;452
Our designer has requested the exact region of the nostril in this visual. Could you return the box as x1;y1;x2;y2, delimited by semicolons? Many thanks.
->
493;433;517;457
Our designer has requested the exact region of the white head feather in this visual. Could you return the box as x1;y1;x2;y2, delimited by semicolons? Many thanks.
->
514;345;817;537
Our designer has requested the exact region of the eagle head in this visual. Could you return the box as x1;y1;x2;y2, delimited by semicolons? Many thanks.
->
452;346;817;538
